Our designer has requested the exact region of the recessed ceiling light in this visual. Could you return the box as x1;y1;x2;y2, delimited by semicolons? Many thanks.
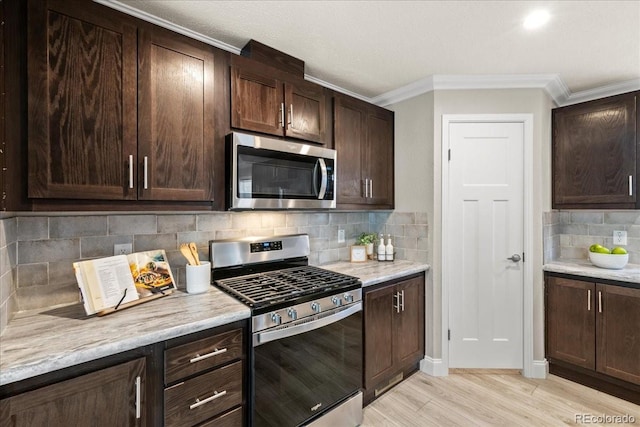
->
523;10;550;30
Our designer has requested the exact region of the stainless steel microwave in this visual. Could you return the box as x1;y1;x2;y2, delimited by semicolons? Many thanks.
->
228;132;336;210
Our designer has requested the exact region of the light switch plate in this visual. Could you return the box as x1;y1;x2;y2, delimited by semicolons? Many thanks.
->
613;230;627;246
338;229;345;243
114;243;133;255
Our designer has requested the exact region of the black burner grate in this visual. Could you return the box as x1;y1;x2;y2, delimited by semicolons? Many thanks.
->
214;266;359;309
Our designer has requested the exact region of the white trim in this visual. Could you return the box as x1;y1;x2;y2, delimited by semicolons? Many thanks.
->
420;357;448;377
561;79;640;106
441;114;535;378
531;359;549;379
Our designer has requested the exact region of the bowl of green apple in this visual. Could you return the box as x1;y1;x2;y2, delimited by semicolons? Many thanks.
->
588;244;629;269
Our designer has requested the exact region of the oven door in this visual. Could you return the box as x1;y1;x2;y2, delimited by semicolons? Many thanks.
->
230;132;336;210
252;303;362;427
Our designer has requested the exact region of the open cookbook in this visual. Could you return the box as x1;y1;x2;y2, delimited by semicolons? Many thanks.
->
73;249;176;315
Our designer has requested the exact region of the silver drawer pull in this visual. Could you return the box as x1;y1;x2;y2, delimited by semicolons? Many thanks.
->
190;348;227;363
189;390;227;410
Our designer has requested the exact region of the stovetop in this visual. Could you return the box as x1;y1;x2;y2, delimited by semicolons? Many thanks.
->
214;265;361;312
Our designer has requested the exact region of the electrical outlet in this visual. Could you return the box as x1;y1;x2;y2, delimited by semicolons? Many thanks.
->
613;230;627;246
114;243;133;255
337;229;345;243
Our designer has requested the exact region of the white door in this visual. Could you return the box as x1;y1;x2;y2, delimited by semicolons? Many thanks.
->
447;121;524;368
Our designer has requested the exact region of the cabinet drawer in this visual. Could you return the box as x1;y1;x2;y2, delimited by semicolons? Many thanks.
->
164;361;243;427
165;328;243;384
199;406;243;427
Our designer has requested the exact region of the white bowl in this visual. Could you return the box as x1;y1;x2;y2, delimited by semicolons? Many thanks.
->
589;252;629;269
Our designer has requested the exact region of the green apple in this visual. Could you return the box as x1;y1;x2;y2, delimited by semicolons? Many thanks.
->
594;246;611;254
611;247;628;255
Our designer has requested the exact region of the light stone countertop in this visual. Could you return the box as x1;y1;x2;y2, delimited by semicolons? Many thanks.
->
0;287;250;386
0;260;428;387
543;259;640;285
321;259;430;287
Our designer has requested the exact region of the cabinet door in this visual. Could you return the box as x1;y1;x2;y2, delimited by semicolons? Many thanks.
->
230;65;283;137
364;284;396;389
27;0;137;200
366;106;394;208
546;276;595;369
0;358;145;426
553;91;638;209
596;284;640;384
334;95;367;205
284;80;327;144
138;24;215;201
393;276;425;367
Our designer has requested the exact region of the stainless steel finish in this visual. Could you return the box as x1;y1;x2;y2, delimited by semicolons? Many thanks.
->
279;103;285;128
189;390;227;410
507;254;522;262
305;392;363;427
598;290;602;313
630;175;633;196
311;301;321;313
400;289;405;312
190;348;227;363
253;302;362;346
287;308;298;320
394;292;400;313
370;178;373;198
143;156;148;190
364;179;369;198
288;104;293;127
344;293;354;303
128;155;134;189
211;234;310;269
588;289;591;311
332;296;342;306
252;288;362;333
229;132;337;210
318;158;328;199
271;313;282;325
135;376;141;419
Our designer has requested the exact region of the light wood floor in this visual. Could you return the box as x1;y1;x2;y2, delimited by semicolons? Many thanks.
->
362;371;640;426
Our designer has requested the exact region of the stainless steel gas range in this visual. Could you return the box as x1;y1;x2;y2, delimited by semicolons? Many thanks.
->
210;234;363;427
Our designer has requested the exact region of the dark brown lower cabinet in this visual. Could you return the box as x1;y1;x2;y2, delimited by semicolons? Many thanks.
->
364;273;424;404
545;274;640;404
0;358;146;426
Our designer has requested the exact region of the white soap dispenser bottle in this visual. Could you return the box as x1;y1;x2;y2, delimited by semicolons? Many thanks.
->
385;234;394;261
377;234;386;261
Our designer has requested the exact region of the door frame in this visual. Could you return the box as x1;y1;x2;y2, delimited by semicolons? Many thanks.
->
441;114;535;377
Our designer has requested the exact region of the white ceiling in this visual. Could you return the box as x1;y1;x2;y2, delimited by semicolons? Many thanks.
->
104;0;640;104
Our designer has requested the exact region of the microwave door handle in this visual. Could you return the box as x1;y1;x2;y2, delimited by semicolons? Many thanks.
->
312;159;320;197
317;158;328;199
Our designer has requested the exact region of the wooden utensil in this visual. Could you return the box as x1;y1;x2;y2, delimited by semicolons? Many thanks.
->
189;242;201;266
180;243;197;266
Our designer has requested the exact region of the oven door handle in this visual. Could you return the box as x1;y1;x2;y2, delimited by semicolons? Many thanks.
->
254;302;362;346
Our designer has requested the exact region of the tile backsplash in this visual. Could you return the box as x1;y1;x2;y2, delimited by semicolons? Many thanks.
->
543;210;640;264
0;211;428;327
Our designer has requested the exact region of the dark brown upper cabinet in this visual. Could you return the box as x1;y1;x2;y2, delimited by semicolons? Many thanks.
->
552;91;639;209
137;23;215;201
334;94;394;209
27;0;219;204
230;56;329;145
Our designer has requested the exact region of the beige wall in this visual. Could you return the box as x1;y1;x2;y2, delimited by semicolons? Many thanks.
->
391;88;554;366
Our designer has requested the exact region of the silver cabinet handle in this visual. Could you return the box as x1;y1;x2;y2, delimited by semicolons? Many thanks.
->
630;175;633;196
128;155;134;189
288;104;293;127
279;103;285;128
143;156;148;189
393;291;400;313
190;347;227;363
189;390;227;410
587;289;591;311
401;289;405;312
135;376;141;419
369;179;373;198
598;291;602;313
364;179;369;198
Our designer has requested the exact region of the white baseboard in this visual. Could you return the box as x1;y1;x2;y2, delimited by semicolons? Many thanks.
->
420;356;448;377
529;359;548;379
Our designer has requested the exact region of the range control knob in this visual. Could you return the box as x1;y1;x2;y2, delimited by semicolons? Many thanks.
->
287;308;298;320
271;313;282;325
343;293;354;303
332;296;343;306
311;302;321;313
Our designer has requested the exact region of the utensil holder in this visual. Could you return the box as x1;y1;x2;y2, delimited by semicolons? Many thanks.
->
186;261;211;294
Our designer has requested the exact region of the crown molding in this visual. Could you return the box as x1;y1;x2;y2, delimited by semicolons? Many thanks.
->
95;0;639;109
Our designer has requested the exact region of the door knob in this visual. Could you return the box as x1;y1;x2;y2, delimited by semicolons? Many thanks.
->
507;254;521;262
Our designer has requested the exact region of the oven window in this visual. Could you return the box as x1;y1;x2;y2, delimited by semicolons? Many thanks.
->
253;310;362;427
237;146;326;200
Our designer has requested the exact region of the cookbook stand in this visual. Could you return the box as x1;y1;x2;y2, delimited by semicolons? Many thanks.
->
97;289;174;317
